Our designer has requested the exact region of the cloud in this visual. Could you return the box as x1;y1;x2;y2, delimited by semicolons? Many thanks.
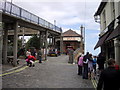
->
9;0;101;3
86;32;99;39
85;44;100;55
12;1;100;29
11;0;101;55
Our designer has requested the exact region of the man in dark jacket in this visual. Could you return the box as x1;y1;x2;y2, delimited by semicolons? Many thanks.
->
97;58;120;90
38;49;42;63
82;52;89;79
97;53;105;72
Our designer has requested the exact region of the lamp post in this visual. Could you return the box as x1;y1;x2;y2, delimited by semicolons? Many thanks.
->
80;25;85;54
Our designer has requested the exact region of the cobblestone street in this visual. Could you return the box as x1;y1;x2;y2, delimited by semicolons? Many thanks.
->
2;55;94;88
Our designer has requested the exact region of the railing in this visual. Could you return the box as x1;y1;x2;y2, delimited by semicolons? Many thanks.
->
0;0;62;33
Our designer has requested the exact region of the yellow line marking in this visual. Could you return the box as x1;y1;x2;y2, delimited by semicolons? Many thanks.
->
93;79;97;88
0;66;28;76
91;78;98;90
91;73;98;89
0;60;40;76
91;79;96;89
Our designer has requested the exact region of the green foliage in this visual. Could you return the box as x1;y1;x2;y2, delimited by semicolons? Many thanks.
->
7;36;22;56
26;35;40;49
18;39;22;50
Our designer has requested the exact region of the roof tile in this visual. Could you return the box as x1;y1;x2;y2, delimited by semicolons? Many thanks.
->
62;29;81;37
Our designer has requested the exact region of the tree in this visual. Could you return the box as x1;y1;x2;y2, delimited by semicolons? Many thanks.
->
26;35;40;50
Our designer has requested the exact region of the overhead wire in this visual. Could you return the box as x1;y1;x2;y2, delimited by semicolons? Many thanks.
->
84;0;86;53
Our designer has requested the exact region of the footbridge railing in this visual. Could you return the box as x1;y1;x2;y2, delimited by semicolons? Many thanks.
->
0;0;62;33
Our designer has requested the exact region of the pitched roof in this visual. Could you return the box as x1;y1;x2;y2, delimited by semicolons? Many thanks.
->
62;29;81;37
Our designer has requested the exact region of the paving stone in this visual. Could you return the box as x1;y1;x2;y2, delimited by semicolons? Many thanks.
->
2;55;94;88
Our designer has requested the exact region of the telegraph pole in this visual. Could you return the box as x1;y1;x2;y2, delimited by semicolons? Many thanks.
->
80;25;85;54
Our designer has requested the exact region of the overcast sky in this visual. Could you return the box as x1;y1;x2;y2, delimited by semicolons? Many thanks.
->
8;0;101;55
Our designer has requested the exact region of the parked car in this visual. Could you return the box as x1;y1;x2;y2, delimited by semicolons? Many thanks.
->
48;49;58;57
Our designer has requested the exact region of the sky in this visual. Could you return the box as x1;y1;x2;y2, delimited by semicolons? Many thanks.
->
7;0;101;55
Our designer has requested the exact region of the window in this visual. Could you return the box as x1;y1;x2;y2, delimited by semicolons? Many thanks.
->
118;1;120;16
103;10;106;30
111;2;115;20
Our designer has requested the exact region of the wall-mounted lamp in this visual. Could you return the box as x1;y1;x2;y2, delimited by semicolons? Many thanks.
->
94;15;100;23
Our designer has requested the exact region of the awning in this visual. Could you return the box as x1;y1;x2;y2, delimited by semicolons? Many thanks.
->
94;32;109;50
106;24;120;41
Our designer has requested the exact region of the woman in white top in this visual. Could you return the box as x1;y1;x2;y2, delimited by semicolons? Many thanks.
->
88;54;93;79
26;49;31;57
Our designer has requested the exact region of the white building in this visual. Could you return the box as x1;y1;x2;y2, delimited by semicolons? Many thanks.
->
94;0;120;66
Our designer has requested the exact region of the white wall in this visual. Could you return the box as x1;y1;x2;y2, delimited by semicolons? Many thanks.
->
100;1;120;35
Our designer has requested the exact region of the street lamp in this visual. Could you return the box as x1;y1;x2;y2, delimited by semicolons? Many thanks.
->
94;15;100;23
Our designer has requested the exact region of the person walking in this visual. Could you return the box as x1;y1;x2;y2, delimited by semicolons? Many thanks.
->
38;49;42;63
93;56;97;74
92;56;97;80
83;52;89;79
97;58;120;90
97;53;105;75
77;54;83;75
31;48;37;57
